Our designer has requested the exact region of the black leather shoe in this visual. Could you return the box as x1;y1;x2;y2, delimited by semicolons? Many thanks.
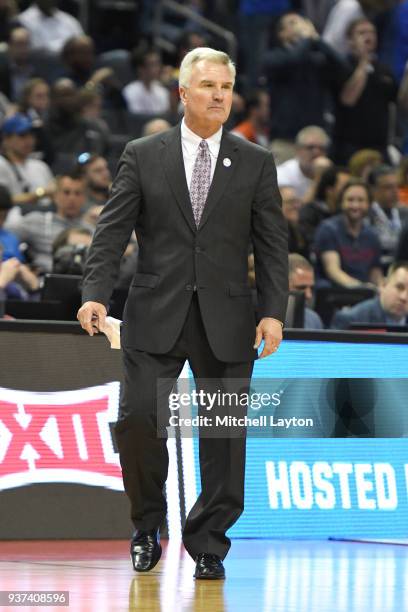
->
194;553;225;580
130;529;162;572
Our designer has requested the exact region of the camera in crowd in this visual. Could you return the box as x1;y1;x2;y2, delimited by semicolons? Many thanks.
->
52;243;89;275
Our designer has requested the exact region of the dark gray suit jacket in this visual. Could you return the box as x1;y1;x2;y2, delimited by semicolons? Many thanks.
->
82;124;288;362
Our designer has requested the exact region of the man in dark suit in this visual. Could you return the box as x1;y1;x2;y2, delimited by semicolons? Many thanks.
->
78;47;288;580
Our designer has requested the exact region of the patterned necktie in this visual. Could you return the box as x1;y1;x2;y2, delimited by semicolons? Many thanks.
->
190;139;211;227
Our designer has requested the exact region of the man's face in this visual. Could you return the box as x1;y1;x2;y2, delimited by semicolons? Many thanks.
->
279;13;305;45
4;132;35;159
297;135;329;174
373;173;399;209
29;82;50;113
349;21;377;55
180;60;234;132
341;185;370;222
289;267;315;304
380;268;408;320
9;28;30;64
86;157;111;191
54;177;85;218
281;186;301;223
52;80;79;114
68;39;95;72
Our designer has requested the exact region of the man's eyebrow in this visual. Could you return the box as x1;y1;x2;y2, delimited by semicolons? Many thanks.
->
199;79;233;85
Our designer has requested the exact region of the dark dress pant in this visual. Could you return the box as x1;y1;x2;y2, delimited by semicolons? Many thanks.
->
114;293;254;560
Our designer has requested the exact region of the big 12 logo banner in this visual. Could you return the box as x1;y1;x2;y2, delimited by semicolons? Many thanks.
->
0;383;123;491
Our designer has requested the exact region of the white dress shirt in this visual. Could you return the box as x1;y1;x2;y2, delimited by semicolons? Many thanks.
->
180;119;222;192
277;157;311;200
123;80;170;114
18;5;84;53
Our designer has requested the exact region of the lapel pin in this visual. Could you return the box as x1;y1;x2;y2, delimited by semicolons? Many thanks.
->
223;157;231;167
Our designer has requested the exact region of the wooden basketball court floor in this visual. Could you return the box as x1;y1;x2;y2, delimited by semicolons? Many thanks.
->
1;539;408;612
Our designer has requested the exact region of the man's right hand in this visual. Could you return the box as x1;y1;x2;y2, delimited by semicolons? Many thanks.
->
77;301;107;336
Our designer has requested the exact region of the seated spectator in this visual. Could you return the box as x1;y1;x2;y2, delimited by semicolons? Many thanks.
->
18;78;53;164
231;90;270;148
0;250;40;301
0;27;36;102
77;89;111;146
0;184;22;261
18;0;84;54
331;260;408;328
61;35;97;87
123;48;170;115
45;79;109;170
277;126;331;200
61;35;125;110
299;165;350;250
142;118;171;137
19;77;50;119
0;113;55;219
348;148;383;181
262;12;346;142
6;171;93;273
76;153;111;211
314;178;383;287
280;185;308;258
288;253;324;329
368;165;408;257
398;157;408;205
331;18;399;164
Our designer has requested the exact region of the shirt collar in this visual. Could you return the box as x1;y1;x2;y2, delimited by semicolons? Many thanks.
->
181;118;222;157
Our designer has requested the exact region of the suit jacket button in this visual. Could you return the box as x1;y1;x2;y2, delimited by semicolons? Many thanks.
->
186;284;192;291
195;246;201;253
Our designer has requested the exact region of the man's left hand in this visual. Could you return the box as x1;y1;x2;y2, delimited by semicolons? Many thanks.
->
254;318;283;359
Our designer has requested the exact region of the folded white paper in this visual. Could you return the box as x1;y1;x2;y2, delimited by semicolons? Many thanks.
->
99;316;122;349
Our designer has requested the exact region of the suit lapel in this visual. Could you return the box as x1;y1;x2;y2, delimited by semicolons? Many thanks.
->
161;124;240;233
198;129;239;231
161;125;196;233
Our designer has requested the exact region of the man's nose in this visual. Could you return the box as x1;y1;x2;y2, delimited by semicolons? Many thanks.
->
305;287;313;301
213;88;224;100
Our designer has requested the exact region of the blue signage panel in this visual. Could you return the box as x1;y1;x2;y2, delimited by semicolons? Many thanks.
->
229;439;408;538
187;339;408;538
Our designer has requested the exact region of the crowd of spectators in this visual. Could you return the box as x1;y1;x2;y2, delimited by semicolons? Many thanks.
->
0;0;408;330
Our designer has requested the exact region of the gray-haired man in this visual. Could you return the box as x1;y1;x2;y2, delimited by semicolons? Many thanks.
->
78;48;288;579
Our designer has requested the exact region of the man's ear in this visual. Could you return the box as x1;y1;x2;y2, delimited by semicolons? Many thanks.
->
179;86;187;106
